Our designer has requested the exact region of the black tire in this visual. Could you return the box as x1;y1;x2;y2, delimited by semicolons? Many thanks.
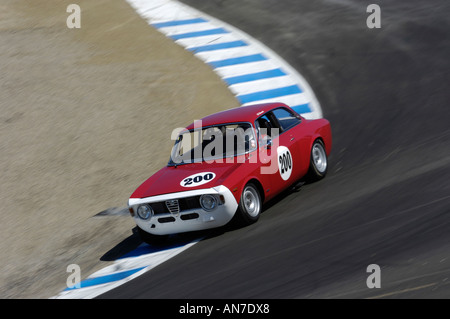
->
307;139;328;182
137;226;168;245
234;183;262;226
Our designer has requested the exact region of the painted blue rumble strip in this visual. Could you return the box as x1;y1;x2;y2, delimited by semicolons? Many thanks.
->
291;103;312;114
237;85;303;104
224;68;287;85
64;267;147;291
208;54;267;68
151;18;207;29
170;28;229;40
188;40;248;53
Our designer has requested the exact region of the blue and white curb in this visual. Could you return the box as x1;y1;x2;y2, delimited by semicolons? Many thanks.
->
126;0;322;119
53;238;201;298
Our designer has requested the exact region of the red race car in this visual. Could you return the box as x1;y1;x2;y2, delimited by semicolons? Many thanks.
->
128;103;331;242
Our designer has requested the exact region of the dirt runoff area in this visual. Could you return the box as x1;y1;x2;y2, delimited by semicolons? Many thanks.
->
0;0;239;298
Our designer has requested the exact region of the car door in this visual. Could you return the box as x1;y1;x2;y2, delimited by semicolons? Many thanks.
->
255;109;299;197
271;107;304;182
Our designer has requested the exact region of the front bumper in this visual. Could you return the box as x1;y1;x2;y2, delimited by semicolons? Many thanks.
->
129;185;238;235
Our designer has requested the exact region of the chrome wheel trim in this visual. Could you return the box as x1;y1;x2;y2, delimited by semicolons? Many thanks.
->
243;186;260;218
312;143;327;174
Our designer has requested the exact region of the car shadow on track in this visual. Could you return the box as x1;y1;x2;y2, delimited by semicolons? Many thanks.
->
99;227;207;261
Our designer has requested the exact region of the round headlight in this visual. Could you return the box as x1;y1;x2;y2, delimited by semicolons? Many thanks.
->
200;194;218;211
137;204;153;220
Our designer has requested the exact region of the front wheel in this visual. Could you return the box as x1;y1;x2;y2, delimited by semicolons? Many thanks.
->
235;183;262;226
307;139;328;182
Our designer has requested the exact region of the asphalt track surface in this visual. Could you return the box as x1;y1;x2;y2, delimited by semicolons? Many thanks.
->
101;0;450;298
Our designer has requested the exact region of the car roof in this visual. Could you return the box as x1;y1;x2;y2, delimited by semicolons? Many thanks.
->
185;102;292;130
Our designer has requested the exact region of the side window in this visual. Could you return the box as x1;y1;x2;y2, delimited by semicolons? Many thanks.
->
272;108;301;132
255;112;281;147
255;113;280;139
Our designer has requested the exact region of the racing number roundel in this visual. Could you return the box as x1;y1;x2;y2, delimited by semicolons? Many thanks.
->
180;172;216;188
277;146;293;181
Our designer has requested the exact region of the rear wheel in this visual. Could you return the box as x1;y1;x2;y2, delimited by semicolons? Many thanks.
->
307;139;328;181
235;183;262;226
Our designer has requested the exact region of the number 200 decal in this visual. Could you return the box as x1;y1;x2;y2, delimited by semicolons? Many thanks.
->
277;146;293;181
181;172;216;187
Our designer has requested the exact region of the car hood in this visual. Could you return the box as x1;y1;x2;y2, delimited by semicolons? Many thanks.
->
130;161;242;199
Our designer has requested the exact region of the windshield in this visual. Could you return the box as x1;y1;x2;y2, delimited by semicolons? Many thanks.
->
169;122;257;165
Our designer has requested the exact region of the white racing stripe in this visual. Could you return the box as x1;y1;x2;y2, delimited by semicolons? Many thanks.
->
215;60;281;79
229;76;298;96
179;34;243;49
195;46;264;64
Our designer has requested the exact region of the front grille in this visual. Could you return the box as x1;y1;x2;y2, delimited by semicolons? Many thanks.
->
150;202;166;214
165;199;180;214
149;196;201;215
179;196;202;211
